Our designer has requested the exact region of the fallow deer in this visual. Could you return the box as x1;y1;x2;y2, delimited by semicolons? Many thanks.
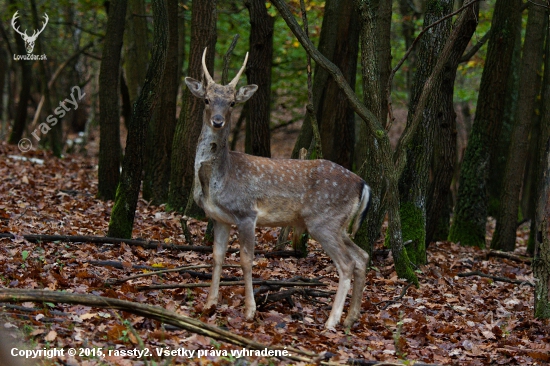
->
185;48;371;329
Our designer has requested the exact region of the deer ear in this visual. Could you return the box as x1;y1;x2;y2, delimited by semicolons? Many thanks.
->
185;77;206;99
235;85;258;104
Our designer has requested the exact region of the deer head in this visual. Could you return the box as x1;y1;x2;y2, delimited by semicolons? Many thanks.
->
184;48;258;129
11;11;49;54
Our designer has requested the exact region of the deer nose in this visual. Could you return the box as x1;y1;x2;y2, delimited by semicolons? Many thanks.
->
211;115;225;128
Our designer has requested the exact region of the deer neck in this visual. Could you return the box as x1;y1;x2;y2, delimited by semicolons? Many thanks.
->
195;117;232;183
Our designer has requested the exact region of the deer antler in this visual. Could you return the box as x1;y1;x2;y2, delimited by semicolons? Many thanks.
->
11;11;28;38
29;13;48;40
201;48;215;86
228;52;249;88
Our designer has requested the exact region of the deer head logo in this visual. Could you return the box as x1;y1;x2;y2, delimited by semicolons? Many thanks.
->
11;11;49;54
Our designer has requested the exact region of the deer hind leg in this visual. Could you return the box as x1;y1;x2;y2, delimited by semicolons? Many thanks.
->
342;235;368;328
237;219;257;320
205;221;231;310
308;225;354;329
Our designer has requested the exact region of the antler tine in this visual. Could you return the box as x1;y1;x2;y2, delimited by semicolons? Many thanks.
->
228;52;249;88
201;47;215;86
11;11;26;36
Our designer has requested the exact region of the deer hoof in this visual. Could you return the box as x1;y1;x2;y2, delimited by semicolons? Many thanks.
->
244;308;255;320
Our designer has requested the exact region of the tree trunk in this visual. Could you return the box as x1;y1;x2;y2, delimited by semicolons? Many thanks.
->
448;0;521;248
290;0;359;169
30;0;61;157
397;0;420;100
143;0;179;205
108;0;168;239
98;0;127;201
533;20;550;318
123;0;149;107
487;24;521;217
425;4;479;245
244;0;274;158
8;1;31;146
353;0;384;260
492;0;546;252
398;0;454;265
534;139;550;318
168;0;217;214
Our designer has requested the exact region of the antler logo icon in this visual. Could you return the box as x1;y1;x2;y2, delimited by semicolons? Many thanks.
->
11;11;49;54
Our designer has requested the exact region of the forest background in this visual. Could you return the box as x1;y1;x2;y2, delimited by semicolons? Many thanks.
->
0;0;549;364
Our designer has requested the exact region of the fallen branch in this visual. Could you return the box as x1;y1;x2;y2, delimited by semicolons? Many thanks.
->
108;264;241;285
89;260;241;281
0;288;324;364
373;283;414;310
486;250;532;264
138;280;328;291
457;271;534;287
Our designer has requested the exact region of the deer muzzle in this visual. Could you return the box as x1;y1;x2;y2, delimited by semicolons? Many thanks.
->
211;114;225;128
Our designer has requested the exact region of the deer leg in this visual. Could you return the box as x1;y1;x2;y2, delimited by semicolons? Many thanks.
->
205;221;231;309
308;226;354;329
238;219;257;320
342;236;368;329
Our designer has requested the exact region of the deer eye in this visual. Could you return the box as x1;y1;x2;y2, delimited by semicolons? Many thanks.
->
204;99;210;105
230;101;235;107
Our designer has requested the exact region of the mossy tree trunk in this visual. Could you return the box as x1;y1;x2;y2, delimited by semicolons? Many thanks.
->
244;0;274;158
492;0;547;251
426;1;480;245
143;0;179;205
98;0;127;201
108;0;167;239
448;0;521;248
168;0;217;214
398;0;454;265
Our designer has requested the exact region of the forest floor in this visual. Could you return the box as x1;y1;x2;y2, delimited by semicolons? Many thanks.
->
0;141;549;366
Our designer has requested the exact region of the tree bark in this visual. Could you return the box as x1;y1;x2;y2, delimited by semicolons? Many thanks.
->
448;0;521;248
398;0;454;264
98;0;127;201
492;0;547;252
487;23;521;217
290;0;360;170
533;19;550;318
143;0;179;205
168;0;217;215
426;2;479;245
353;0;384;259
244;0;274;158
8;0;32;146
123;0;149;107
108;0;167;238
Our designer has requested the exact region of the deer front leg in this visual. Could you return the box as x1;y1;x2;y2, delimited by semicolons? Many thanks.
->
205;221;231;310
238;219;257;320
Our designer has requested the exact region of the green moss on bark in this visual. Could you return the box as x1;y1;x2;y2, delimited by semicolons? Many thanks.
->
400;203;426;265
108;184;134;239
448;214;486;248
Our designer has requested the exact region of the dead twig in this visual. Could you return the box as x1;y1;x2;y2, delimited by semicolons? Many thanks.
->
137;280;328;291
373;283;414;310
486;250;532;264
107;264;241;285
457;271;534;287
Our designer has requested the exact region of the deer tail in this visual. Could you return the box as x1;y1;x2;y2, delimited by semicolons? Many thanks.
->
351;182;371;237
